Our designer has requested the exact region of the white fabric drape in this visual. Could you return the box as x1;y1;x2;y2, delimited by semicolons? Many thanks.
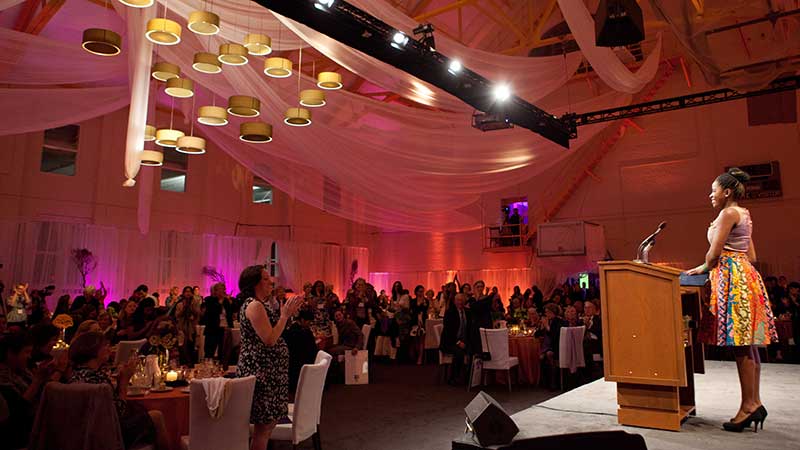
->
557;0;663;93
276;241;369;299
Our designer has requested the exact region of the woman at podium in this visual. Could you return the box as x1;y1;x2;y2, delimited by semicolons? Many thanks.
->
686;167;778;432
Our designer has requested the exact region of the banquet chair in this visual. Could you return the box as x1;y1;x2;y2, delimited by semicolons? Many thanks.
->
181;376;255;450
288;351;332;445
271;359;330;450
558;326;586;391
474;328;519;393
433;323;453;384
29;382;154;450
330;321;339;345
114;339;147;365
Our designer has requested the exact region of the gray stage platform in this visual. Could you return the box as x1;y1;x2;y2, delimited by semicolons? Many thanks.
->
499;361;798;450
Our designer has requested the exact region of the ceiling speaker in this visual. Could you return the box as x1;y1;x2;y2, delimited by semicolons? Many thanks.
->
595;0;644;47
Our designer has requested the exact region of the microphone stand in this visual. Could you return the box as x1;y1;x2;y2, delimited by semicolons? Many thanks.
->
635;223;666;263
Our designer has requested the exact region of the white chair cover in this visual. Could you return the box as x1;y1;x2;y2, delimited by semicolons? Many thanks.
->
114;339;146;365
558;326;586;374
433;323;452;364
181;376;255;450
330;321;339;345
271;359;330;445
360;324;371;350
479;328;519;371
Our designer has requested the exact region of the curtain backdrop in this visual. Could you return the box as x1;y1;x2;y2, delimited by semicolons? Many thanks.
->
0;220;367;309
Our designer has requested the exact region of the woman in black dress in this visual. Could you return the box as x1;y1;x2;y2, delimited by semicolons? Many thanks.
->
236;265;303;450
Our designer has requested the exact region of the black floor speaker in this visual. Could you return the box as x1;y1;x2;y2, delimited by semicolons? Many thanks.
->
453;430;648;450
464;391;519;447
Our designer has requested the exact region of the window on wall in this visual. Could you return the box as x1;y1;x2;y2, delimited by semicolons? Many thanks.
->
269;242;278;278
160;148;187;192
252;176;273;204
41;125;79;176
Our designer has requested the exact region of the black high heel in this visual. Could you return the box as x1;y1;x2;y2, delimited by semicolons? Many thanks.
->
756;405;767;429
723;409;765;433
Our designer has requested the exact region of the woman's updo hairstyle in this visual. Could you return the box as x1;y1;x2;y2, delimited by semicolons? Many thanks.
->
715;167;750;200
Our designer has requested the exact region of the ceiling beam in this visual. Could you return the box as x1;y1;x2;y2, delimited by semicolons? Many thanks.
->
13;0;40;31
475;0;527;43
24;0;65;35
413;0;475;22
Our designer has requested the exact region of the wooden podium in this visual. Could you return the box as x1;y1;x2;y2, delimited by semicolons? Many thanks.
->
599;261;699;431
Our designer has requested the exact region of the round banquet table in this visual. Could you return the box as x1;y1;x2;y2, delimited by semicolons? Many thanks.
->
128;388;190;450
776;319;793;344
496;336;541;386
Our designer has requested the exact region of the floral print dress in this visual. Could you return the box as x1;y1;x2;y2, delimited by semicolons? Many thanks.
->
236;297;289;424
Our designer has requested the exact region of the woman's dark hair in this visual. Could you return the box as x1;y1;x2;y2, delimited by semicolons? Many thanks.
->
544;303;561;316
414;285;425;295
716;167;750;200
239;265;266;299
69;331;107;365
391;281;404;301
106;301;120;314
70;295;86;312
54;295;71;315
460;283;471;294
312;280;325;297
182;285;193;295
30;323;59;349
0;331;33;362
132;297;155;328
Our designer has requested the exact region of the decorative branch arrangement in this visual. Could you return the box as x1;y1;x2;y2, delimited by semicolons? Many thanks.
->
202;266;226;285
71;248;97;289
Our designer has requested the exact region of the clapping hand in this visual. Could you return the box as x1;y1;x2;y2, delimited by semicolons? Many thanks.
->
281;295;304;317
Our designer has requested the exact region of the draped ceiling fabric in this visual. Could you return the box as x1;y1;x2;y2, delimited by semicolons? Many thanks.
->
0;0;666;232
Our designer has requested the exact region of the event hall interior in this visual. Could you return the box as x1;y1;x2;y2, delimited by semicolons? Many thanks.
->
0;0;798;450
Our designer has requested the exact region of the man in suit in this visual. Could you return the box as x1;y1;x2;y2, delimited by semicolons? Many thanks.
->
466;281;493;358
583;300;603;379
440;293;470;385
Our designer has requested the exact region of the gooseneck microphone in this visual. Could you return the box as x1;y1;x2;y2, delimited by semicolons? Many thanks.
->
635;221;667;263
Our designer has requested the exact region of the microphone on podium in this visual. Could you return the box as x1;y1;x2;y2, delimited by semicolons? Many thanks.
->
635;221;667;263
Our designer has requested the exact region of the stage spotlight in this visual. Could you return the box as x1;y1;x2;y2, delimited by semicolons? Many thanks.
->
413;22;436;49
448;59;462;75
314;0;334;11
391;31;409;49
493;84;511;102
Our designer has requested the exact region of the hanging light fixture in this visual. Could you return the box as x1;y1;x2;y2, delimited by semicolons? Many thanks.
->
244;34;272;56
140;150;164;166
119;0;154;7
317;72;343;90
264;57;292;78
176;93;206;154
82;28;121;56
151;61;180;81
156;96;185;147
192;52;222;74
227;95;260;117
284;107;311;127
197;106;228;126
144;124;157;141
300;61;326;107
187;10;220;35
218;43;249;65
146;2;181;46
239;122;273;143
165;78;194;98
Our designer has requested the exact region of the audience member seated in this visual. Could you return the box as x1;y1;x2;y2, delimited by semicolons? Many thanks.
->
284;309;320;393
394;293;414;362
564;306;580;327
440;293;470;386
126;297;160;341
505;297;527;324
68;331;169;450
344;278;375;327
53;295;71;317
115;300;138;342
537;303;568;390
28;324;60;370
328;310;363;357
307;280;333;341
97;311;116;342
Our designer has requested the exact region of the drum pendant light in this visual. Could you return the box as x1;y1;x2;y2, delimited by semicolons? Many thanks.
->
144;125;157;141
285;49;311;126
176;94;206;154
264;57;292;78
227;95;260;118
164;78;194;98
239;122;273;143
155;97;184;147
244;34;272;56
120;0;153;7
187;10;220;35
140;150;164;166
197;106;228;126
151;61;180;81
82;28;121;56
146;18;181;45
317;72;343;90
299;90;326;108
218;43;249;66
192;52;222;74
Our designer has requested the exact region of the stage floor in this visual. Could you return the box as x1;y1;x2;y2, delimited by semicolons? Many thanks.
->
507;361;799;450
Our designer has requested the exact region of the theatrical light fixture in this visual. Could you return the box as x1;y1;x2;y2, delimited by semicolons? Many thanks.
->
164;78;194;98
187;10;220;35
192;52;222;74
314;0;334;11
197;106;229;126
176;135;207;154
284;107;312;126
218;43;249;65
240;122;273;143
493;84;511;102
316;71;343;90
139;150;164;166
448;59;462;75
227;95;261;117
412;23;436;50
81;28;121;56
145;18;181;45
151;61;180;81
391;31;409;49
144;125;157;141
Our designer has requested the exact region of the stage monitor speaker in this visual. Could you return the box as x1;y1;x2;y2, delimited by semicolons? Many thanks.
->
464;391;519;447
595;0;644;47
453;430;648;450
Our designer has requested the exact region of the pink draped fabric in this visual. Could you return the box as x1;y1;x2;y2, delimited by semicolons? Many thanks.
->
557;0;663;93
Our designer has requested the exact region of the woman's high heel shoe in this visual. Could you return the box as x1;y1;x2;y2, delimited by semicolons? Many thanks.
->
723;408;765;433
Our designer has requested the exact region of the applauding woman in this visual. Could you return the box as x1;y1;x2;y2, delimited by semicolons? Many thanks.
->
686;168;777;432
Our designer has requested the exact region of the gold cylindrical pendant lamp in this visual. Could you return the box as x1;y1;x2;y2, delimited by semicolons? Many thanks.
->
227;95;260;117
239;122;273;143
299;89;326;108
144;125;157;141
140;150;164;166
176;135;207;154
145;18;181;45
244;33;272;56
119;0;154;7
164;78;194;98
155;128;185;147
192;52;222;74
284;107;311;127
187;10;220;35
197;106;229;126
316;72;343;90
264;57;292;78
151;61;180;81
82;28;122;56
218;43;249;66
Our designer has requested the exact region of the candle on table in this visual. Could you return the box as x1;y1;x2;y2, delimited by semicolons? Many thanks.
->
166;370;178;382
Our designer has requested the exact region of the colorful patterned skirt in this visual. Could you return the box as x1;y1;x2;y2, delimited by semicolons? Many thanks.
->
710;250;778;346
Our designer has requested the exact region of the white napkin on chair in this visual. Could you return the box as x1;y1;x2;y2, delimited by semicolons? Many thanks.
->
197;378;231;419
